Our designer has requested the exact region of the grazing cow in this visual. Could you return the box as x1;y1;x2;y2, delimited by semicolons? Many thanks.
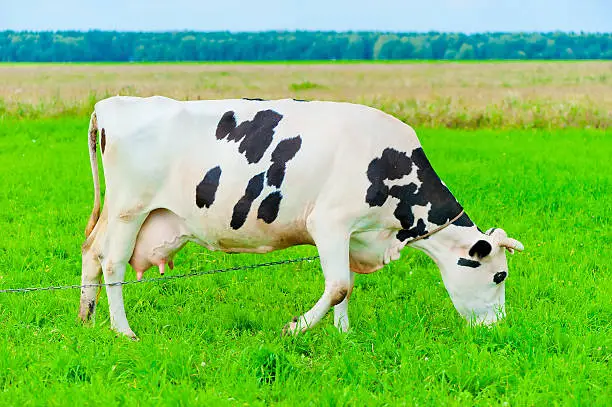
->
79;96;523;339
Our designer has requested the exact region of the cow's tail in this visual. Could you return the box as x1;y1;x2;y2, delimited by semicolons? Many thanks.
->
85;111;101;237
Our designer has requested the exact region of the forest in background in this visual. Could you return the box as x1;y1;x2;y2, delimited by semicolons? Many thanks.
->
1;31;611;62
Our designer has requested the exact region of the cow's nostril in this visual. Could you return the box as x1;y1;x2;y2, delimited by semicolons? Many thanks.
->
493;271;507;284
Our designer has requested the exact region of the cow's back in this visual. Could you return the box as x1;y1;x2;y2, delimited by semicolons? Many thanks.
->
94;96;420;254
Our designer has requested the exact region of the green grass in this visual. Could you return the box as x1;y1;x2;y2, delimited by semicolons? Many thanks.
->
0;117;610;406
289;81;326;92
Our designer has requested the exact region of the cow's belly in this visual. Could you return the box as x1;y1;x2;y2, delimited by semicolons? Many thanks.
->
181;206;315;254
349;229;406;274
197;225;314;254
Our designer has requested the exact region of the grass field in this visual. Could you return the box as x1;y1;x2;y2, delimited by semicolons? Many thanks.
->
0;62;610;406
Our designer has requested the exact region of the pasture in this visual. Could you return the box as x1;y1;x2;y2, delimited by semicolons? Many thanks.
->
0;62;610;406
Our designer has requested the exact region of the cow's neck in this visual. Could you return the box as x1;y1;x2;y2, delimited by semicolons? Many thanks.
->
411;219;482;266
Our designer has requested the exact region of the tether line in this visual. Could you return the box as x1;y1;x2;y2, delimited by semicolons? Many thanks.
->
0;256;320;294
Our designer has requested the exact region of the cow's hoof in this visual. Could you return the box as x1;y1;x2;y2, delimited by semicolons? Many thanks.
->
281;316;300;336
78;299;97;322
125;330;139;341
113;329;139;341
335;322;350;333
281;322;298;336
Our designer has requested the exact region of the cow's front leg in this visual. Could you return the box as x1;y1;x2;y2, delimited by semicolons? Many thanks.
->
100;215;147;339
333;271;355;332
283;228;351;335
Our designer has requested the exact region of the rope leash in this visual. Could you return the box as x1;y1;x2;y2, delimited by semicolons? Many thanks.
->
406;210;465;244
0;256;320;294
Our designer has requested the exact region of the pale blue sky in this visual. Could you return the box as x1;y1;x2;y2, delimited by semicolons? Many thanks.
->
1;0;610;32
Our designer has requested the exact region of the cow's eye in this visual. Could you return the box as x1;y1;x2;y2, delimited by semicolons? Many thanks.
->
493;271;507;284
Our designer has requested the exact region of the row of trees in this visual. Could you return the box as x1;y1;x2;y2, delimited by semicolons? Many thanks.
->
1;31;611;62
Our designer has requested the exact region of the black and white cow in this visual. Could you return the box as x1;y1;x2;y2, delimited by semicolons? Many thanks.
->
79;96;523;339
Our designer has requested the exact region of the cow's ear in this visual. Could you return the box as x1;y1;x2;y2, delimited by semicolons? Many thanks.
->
469;240;492;259
499;237;524;254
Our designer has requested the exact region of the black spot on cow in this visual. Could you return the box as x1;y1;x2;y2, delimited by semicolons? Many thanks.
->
410;148;463;225
231;173;265;229
267;136;302;188
469;240;493;258
388;183;423;236
216;110;283;164
292;98;310;102
100;128;106;154
493;271;507;284
365;146;465;242
397;218;427;241
366;148;413;207
457;258;481;268
216;111;237;140
486;228;498;236
243;97;265;101
195;166;222;209
453;212;474;227
258;191;282;223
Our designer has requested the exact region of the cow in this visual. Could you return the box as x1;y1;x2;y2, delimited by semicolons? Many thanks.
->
79;96;523;339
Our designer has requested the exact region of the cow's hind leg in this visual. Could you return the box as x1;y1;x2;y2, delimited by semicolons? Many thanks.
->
100;215;147;339
79;207;107;322
78;244;103;322
283;226;351;335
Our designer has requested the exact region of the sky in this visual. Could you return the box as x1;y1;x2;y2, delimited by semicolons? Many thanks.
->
1;0;610;33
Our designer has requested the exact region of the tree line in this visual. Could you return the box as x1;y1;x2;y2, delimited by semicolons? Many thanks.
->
1;31;611;62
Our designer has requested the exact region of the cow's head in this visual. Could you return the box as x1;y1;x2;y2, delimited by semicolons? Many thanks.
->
419;227;524;325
